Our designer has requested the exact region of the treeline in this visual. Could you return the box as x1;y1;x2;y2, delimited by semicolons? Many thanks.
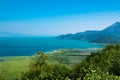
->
18;44;120;80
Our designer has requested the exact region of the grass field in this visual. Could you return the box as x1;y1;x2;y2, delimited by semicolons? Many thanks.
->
0;56;31;80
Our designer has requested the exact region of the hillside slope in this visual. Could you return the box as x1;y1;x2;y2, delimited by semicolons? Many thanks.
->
56;22;120;44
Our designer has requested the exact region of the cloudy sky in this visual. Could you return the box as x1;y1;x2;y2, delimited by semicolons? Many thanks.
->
0;0;120;36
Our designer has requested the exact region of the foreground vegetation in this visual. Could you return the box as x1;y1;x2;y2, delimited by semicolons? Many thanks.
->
0;49;90;80
0;56;31;80
0;45;120;79
20;44;120;80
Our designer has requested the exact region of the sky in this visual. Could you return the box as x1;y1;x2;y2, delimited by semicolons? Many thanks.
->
0;0;120;36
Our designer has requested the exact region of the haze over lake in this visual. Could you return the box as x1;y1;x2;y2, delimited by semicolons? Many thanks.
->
0;37;104;56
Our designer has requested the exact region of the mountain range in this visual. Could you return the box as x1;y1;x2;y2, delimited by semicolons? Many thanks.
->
0;32;30;37
56;22;120;44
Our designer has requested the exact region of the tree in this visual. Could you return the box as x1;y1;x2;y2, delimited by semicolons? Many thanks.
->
20;44;120;79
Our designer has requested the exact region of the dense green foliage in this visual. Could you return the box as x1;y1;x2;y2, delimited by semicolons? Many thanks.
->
19;44;120;80
0;75;6;80
20;51;70;80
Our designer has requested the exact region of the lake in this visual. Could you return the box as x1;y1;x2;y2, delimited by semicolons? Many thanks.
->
0;36;104;56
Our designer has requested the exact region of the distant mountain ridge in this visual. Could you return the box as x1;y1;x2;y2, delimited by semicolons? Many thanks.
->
56;22;120;44
0;32;30;37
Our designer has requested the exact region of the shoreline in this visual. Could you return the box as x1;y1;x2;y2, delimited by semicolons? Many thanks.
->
0;48;103;57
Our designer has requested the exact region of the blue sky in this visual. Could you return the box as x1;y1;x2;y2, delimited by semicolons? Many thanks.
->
0;0;120;36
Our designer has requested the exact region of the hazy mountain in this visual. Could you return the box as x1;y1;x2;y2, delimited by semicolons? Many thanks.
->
0;32;30;37
56;22;120;44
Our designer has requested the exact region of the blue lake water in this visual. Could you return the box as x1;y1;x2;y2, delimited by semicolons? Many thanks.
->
0;36;104;56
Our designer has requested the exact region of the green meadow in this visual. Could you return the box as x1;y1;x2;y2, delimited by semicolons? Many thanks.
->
0;56;31;80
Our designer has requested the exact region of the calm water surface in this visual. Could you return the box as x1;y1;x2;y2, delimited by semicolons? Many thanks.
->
0;36;104;56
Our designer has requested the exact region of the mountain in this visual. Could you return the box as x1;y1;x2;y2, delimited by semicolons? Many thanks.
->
56;22;120;44
91;36;120;44
0;32;30;37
